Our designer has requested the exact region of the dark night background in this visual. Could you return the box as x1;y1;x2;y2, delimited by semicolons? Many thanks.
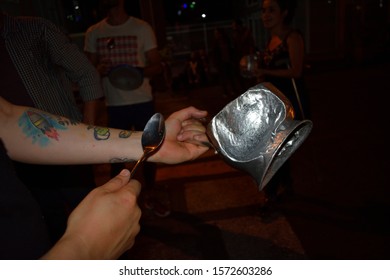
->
58;0;235;31
1;0;389;260
162;0;235;24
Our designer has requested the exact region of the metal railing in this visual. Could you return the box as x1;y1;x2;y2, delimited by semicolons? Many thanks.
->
165;20;232;59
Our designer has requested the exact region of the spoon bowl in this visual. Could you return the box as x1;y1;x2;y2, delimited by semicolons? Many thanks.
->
130;113;165;179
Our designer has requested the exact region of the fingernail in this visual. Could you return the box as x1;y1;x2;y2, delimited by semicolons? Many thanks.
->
120;169;130;176
181;120;189;126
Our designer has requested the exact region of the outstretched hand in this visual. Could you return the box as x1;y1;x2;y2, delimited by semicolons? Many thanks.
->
150;106;210;164
42;169;141;260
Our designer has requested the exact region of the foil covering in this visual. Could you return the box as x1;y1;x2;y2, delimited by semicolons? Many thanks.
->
207;82;313;190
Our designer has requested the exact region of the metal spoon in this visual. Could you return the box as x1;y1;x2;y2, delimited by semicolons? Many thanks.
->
130;113;166;179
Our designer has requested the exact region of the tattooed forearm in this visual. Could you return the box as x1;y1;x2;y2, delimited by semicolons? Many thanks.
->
88;125;111;140
109;158;134;163
57;117;80;126
18;109;67;146
86;126;132;141
119;130;132;138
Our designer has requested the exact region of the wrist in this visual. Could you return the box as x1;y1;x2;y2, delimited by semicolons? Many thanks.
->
127;131;144;161
41;234;91;260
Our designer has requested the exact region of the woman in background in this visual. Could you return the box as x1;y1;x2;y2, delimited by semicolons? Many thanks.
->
257;0;309;119
256;0;310;215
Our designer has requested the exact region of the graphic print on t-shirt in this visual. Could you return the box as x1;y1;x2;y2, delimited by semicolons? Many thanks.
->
97;35;139;67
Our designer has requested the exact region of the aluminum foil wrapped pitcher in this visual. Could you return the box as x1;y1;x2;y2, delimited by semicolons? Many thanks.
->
207;82;313;191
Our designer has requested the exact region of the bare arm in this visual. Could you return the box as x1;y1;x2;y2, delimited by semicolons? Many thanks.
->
0;97;209;165
85;51;111;77
143;48;163;78
259;32;305;79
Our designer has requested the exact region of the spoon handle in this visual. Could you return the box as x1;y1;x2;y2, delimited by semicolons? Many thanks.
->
129;153;147;179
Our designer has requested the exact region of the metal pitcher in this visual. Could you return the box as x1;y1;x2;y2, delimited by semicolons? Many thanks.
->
207;82;313;191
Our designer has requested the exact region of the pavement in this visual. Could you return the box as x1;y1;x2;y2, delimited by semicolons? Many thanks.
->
95;60;390;260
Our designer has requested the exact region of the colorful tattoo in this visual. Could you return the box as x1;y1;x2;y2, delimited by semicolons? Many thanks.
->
18;109;67;146
109;158;133;163
57;118;80;126
87;125;111;140
119;130;132;138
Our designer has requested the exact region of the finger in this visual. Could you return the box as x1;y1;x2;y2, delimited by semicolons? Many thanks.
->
181;118;208;129
189;109;208;119
122;179;142;198
179;119;207;141
180;125;206;137
102;169;131;192
168;106;208;123
177;130;209;142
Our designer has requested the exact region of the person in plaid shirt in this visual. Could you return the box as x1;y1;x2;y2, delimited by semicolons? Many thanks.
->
0;10;104;243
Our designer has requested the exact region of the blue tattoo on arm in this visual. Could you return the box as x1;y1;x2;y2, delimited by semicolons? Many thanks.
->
18;110;67;147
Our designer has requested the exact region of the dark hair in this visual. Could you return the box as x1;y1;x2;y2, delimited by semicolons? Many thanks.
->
264;0;297;25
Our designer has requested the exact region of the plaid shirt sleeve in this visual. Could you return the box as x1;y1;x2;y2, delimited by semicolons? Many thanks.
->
3;14;104;120
43;19;103;102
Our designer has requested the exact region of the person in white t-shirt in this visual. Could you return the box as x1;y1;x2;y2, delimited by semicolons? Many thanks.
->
84;0;168;217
